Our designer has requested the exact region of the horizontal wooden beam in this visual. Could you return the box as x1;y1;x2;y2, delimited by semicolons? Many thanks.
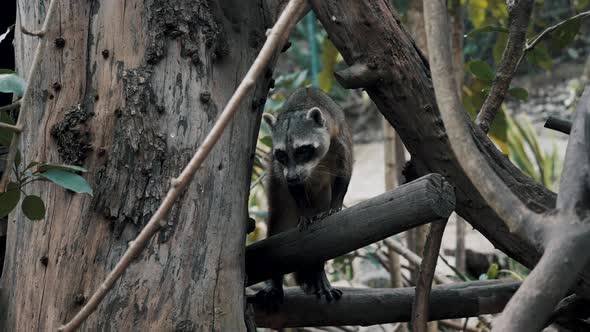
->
245;173;455;285
250;280;520;328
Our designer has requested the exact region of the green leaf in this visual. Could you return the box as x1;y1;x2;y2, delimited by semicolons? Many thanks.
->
486;263;499;279
508;87;529;101
38;169;93;195
493;32;508;64
14;150;21;168
0;182;20;217
259;136;272;148
527;45;552;70
318;38;339;93
21;195;45;220
468;0;488;28
489;108;509;154
38;164;89;173
465;25;508;38
468;60;495;81
550;16;582;52
0;69;15;74
0;73;26;96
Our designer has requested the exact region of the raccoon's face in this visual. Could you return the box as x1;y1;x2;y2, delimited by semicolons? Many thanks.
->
263;107;330;186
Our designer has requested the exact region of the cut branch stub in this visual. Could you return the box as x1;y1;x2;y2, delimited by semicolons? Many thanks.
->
334;62;393;89
250;280;520;328
544;115;572;135
245;173;455;285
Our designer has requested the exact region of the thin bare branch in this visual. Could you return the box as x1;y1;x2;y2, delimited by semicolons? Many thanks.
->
422;0;538;235
384;238;453;284
524;11;590;55
0;122;22;133
411;219;448;332
0;0;59;191
57;1;309;330
20;25;46;37
0;100;20;112
544;115;572;135
475;0;534;133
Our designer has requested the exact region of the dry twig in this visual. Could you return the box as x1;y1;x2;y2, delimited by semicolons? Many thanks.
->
0;0;59;191
58;0;309;330
475;0;533;134
410;219;448;332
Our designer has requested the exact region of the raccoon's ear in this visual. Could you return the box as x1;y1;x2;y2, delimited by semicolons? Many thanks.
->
262;113;276;128
306;107;325;126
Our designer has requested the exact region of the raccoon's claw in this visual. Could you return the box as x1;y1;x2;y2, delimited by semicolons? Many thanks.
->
306;277;342;302
311;208;341;222
297;216;313;231
255;285;284;313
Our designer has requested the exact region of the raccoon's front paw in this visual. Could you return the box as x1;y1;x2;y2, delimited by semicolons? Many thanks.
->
255;284;284;312
303;277;343;302
311;208;341;222
297;216;313;231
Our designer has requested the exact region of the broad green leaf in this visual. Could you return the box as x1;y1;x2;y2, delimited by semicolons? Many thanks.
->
318;38;339;93
493;32;508;64
21;195;45;220
527;45;552;70
486;263;499;279
14;150;21;168
38;164;89;173
465;25;508;38
550;16;582;52
489;108;509;154
0;69;15;74
0;73;26;96
468;60;495;81
575;0;590;9
38;169;93;195
468;0;488;28
0;182;20;217
259;136;272;148
508;87;529;101
0;25;13;44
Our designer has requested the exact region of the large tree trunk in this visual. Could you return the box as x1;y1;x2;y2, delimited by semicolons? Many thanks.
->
1;0;271;330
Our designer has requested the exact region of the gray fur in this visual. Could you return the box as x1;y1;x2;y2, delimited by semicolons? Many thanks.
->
259;87;354;303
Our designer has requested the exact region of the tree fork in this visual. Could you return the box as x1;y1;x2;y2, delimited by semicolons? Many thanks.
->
249;280;520;328
245;173;455;285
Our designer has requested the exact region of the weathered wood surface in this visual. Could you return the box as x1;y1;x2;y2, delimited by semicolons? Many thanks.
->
250;280;521;328
246;173;455;285
1;0;272;330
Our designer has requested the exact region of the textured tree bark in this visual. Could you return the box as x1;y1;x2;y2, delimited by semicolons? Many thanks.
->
310;0;566;285
1;0;272;330
251;280;520;328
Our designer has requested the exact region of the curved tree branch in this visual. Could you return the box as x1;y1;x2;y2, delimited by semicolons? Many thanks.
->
411;219;448;332
422;0;538;235
475;0;534;134
58;0;309;330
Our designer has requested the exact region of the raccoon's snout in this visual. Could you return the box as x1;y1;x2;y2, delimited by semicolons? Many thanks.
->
286;173;303;185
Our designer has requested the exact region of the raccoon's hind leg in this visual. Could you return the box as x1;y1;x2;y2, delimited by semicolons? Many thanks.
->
296;266;343;302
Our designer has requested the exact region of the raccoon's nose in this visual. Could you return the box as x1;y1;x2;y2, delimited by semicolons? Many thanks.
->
286;174;301;185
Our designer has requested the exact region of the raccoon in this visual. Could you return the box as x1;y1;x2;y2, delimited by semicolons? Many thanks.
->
257;87;353;307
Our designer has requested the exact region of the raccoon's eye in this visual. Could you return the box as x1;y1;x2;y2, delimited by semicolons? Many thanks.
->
274;150;288;165
295;145;315;163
